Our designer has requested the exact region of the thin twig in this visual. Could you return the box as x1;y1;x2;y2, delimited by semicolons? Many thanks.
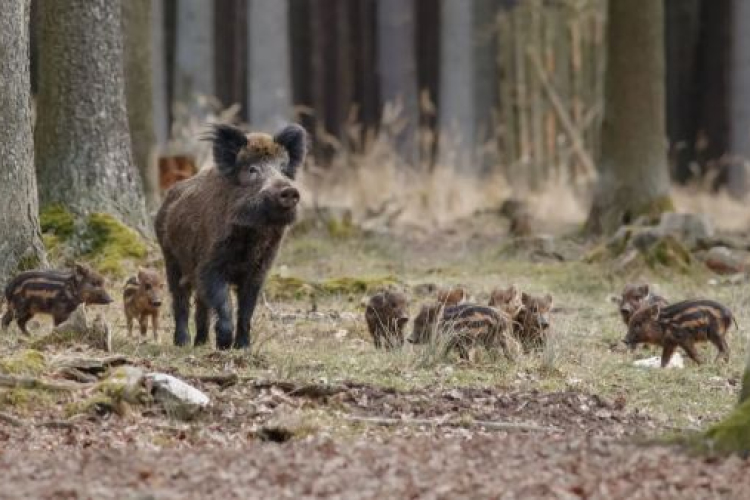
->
344;415;560;433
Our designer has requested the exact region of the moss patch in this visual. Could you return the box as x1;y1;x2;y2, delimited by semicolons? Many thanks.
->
81;213;147;275
40;205;76;240
699;398;750;455
266;274;401;300
0;350;47;376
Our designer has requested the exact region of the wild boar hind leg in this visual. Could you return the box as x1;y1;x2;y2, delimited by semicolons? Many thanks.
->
165;256;192;347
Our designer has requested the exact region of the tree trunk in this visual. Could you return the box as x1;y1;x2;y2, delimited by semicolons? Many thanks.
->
123;0;160;212
584;0;672;235
247;0;292;131
151;0;170;147
173;0;214;114
438;0;476;171
35;0;148;231
664;0;701;183
727;0;750;197
377;0;420;166
0;0;46;284
214;0;247;119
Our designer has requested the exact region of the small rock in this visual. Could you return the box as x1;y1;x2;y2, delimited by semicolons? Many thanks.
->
633;352;684;369
146;373;209;419
704;246;746;275
334;329;348;339
658;212;714;248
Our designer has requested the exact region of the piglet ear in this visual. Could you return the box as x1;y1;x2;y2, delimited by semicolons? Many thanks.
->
638;283;650;296
648;303;661;319
274;124;308;179
205;123;248;178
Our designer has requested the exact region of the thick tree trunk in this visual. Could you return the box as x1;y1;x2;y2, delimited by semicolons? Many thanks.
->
584;0;672;235
123;0;160;212
0;0;46;285
377;0;420;166
173;0;214;114
35;0;148;231
438;0;475;171
151;0;170;147
664;0;701;183
247;0;292;131
214;0;247;119
727;0;750;197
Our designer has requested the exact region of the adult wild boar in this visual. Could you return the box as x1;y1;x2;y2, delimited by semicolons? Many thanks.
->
156;123;306;349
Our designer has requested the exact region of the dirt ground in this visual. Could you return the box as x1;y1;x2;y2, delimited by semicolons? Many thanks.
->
2;214;750;499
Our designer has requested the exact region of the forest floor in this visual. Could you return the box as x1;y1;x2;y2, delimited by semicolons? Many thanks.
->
2;210;750;499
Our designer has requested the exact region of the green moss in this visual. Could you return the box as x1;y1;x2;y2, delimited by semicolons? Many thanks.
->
81;212;147;275
266;275;316;300
700;398;750;455
643;235;692;271
319;275;400;295
40;205;75;239
64;394;117;418
0;350;47;376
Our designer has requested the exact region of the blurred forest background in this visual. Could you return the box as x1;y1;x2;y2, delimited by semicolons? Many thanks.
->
3;0;750;280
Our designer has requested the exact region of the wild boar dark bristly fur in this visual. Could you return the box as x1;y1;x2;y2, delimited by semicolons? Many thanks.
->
625;299;735;367
365;290;409;349
617;283;668;326
156;123;307;349
1;264;112;335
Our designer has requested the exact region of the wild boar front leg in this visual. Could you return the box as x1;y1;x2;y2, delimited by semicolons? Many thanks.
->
660;341;677;368
202;267;233;350
235;275;265;349
194;298;210;347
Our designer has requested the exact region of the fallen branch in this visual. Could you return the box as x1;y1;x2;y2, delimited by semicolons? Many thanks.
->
0;374;91;392
344;415;560;433
0;411;76;430
0;411;24;427
190;373;239;387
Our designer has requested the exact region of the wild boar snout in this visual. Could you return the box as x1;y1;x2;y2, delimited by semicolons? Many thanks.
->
277;186;300;209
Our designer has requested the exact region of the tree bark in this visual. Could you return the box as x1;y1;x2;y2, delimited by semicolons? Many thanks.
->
173;0;214;114
214;0;247;119
0;0;46;285
584;0;672;235
727;0;750;197
247;0;292;131
34;0;148;231
438;0;476;171
123;0;160;212
151;0;170;147
377;0;420;166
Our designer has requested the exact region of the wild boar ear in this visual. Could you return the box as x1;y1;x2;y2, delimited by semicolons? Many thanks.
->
543;294;553;309
521;292;530;304
73;263;88;284
206;123;248;178
274;124;308;179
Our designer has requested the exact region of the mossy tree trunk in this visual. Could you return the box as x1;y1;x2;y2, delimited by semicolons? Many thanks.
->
35;0;148;232
123;0;160;212
0;0;47;284
584;0;673;235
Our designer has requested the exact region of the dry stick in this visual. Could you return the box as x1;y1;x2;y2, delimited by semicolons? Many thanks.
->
0;411;24;427
527;48;597;181
344;415;560;433
0;374;90;392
